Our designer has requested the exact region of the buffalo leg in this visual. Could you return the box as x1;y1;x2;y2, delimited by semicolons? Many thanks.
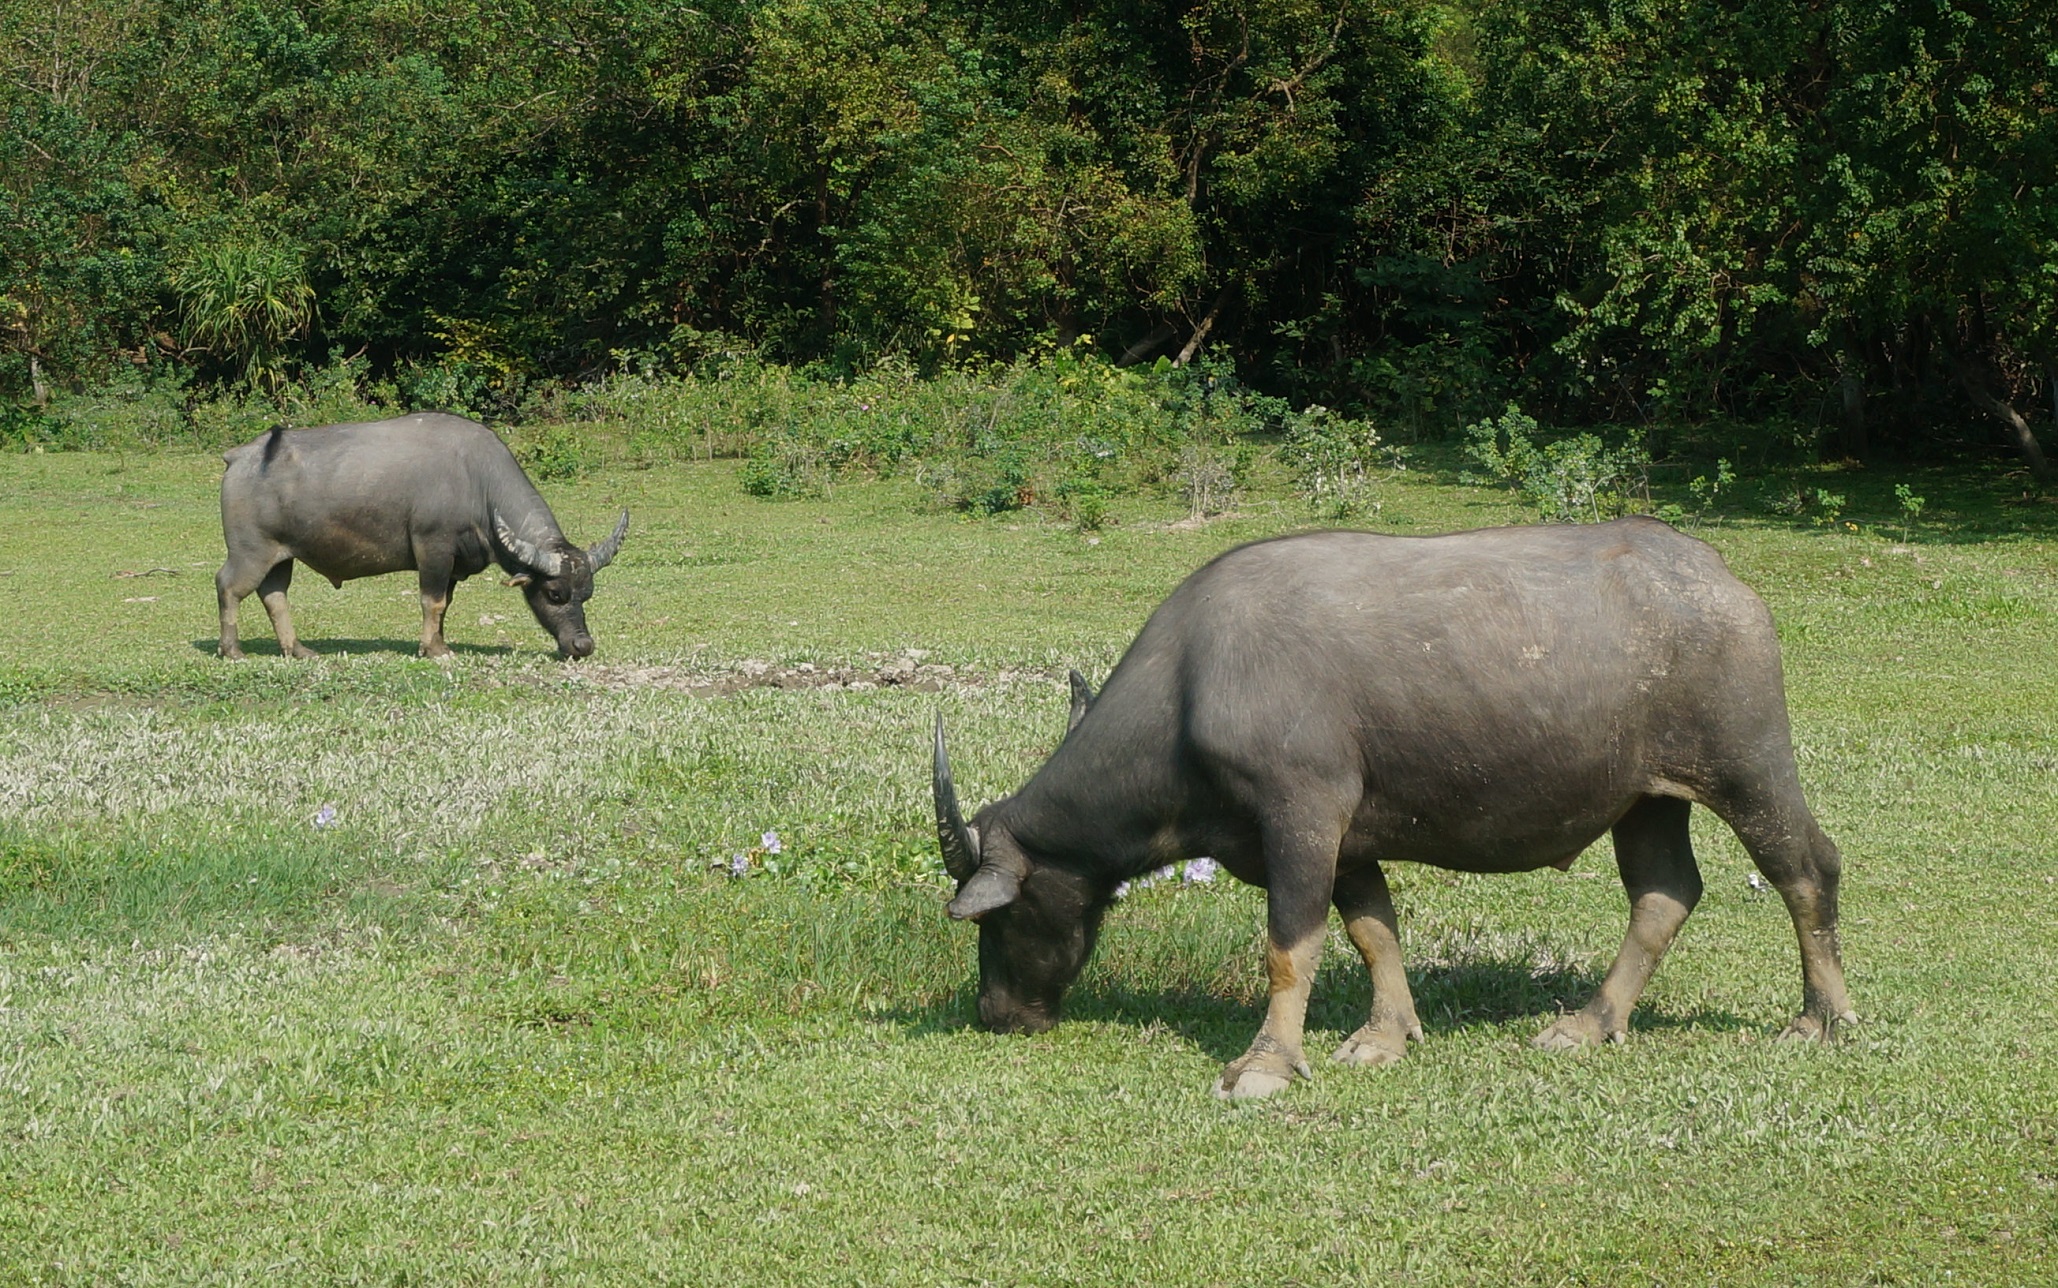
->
216;561;257;659
218;556;314;660
417;562;455;659
1331;862;1422;1066
1217;809;1345;1100
1713;786;1858;1040
255;561;319;659
1535;795;1701;1049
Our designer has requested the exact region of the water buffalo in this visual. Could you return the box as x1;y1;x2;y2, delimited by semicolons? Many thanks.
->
216;412;628;660
932;518;1857;1098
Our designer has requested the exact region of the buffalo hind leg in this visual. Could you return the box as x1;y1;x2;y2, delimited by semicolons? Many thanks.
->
1218;808;1345;1100
1713;787;1858;1040
1536;795;1702;1049
218;557;315;659
1331;862;1422;1067
256;561;318;659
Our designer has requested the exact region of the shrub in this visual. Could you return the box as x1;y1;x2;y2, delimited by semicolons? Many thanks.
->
510;424;599;481
1463;405;1650;522
1282;405;1393;521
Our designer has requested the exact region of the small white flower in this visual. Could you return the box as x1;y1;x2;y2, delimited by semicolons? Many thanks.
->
1184;857;1219;884
761;830;783;855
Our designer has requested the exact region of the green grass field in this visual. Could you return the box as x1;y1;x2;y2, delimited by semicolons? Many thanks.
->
2;446;2055;1283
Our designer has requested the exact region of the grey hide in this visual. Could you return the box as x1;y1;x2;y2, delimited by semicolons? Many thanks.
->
932;518;1857;1099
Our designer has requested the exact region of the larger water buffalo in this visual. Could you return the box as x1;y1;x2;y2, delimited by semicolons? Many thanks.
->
216;413;628;660
932;518;1857;1099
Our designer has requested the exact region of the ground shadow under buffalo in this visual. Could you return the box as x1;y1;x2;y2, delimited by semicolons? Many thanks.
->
187;637;517;659
889;954;1753;1065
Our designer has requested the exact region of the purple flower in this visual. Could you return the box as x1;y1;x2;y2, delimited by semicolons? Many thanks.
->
1112;880;1132;900
727;852;750;878
312;803;338;830
761;830;783;855
1184;857;1219;884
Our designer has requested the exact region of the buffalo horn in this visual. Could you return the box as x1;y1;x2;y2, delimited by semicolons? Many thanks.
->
588;510;630;570
1066;669;1096;733
494;514;567;578
932;715;980;882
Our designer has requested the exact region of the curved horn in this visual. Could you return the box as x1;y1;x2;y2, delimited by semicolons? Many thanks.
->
932;715;980;882
1066;669;1096;733
494;514;567;577
587;510;630;571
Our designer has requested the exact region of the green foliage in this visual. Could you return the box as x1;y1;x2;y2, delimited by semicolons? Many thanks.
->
1655;458;1736;530
1281;404;1394;520
1463;405;1651;523
169;238;318;390
3;0;2056;485
1894;482;1927;541
510;424;599;482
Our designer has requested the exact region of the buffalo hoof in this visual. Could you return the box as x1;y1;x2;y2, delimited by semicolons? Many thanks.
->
1215;1050;1312;1101
419;644;453;661
286;644;318;660
1777;1010;1857;1042
1531;1014;1625;1050
1333;1021;1417;1067
219;646;245;661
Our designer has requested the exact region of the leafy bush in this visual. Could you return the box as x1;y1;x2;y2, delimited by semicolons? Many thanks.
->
1463;405;1651;522
1281;405;1394;520
28;372;193;451
510;424;599;481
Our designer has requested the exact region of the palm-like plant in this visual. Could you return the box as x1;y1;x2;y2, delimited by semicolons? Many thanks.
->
169;240;315;390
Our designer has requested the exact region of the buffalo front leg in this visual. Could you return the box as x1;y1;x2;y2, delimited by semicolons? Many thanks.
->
1217;811;1344;1100
417;565;455;659
1331;862;1422;1067
1536;795;1702;1049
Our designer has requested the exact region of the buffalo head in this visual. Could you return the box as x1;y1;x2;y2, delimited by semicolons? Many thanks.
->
933;716;1107;1034
494;511;629;659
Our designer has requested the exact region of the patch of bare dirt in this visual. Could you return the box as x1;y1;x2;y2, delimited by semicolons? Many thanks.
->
532;652;1058;697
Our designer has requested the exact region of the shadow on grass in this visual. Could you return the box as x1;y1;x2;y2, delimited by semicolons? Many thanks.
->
884;953;1754;1063
187;637;516;659
1399;441;2058;543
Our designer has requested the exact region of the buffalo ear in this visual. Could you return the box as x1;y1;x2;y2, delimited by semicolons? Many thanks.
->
947;865;1022;920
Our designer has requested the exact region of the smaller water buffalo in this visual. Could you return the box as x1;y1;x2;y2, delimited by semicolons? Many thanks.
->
933;518;1858;1098
216;413;628;660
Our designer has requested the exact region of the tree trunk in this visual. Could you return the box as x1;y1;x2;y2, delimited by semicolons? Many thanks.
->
29;354;50;407
1956;354;2053;487
1838;369;1867;456
1174;288;1232;367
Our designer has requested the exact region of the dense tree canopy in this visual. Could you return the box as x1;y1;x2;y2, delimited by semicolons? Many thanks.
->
2;0;2052;471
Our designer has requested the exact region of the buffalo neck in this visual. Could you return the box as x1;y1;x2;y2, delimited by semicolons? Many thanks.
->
996;694;1192;883
480;446;569;563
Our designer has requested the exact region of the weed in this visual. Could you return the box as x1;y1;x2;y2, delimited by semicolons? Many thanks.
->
1895;482;1927;541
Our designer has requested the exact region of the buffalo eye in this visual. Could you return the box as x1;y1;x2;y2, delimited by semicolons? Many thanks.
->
545;587;569;605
